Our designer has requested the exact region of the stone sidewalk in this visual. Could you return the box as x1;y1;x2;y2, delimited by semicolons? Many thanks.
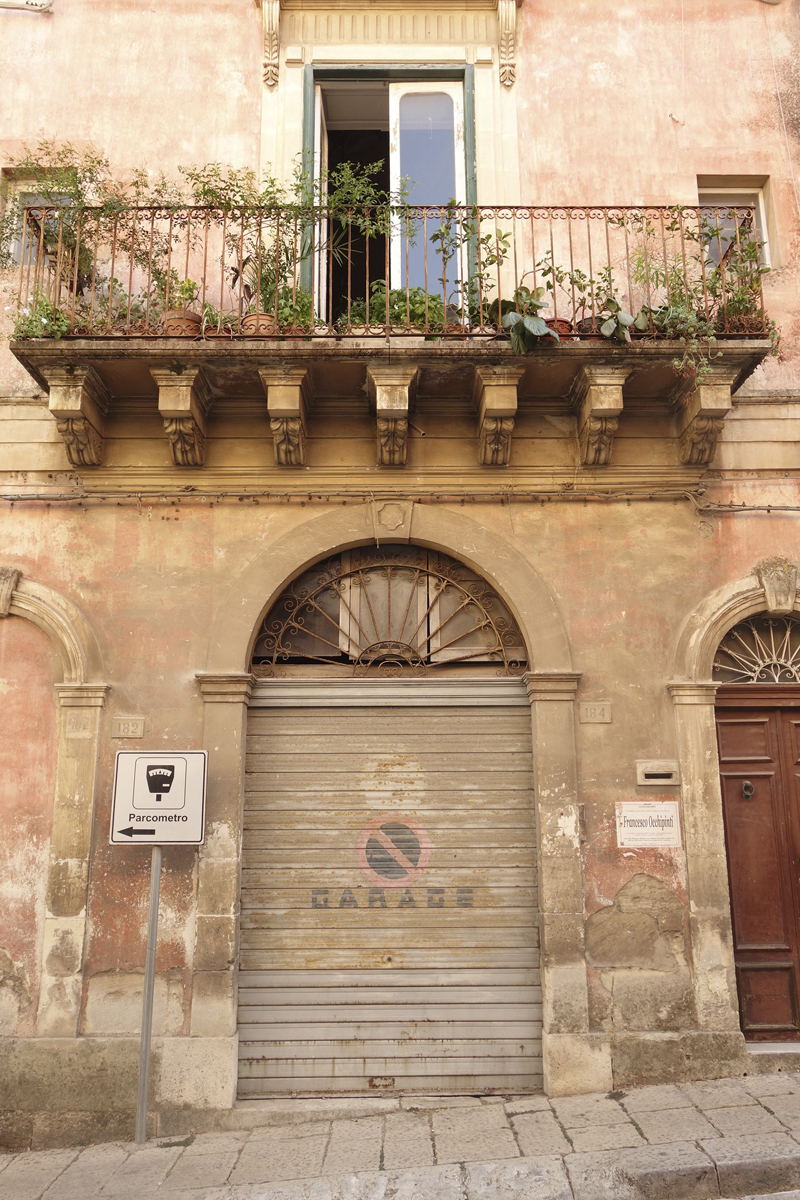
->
4;1074;800;1200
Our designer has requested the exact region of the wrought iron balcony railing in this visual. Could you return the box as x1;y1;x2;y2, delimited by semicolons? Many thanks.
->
10;202;769;345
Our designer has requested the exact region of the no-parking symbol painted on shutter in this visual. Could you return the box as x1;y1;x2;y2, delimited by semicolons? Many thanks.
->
357;814;431;888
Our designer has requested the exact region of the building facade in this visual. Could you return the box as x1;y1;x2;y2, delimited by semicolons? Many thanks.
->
1;0;800;1150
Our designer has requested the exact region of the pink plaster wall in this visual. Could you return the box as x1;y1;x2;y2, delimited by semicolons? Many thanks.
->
0;616;58;1035
0;0;262;176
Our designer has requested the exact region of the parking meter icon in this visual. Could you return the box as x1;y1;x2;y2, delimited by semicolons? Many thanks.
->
146;765;175;803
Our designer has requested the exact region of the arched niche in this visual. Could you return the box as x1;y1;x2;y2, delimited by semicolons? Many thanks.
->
0;566;109;1038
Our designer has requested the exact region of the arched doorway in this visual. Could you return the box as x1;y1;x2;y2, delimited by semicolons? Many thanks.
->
713;613;800;1040
237;543;542;1097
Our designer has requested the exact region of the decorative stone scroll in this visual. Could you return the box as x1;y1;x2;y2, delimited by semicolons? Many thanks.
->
151;367;212;467
367;365;418;467
473;365;524;465
498;0;519;88
41;364;110;468
257;0;280;87
259;367;312;466
755;556;798;615
569;366;630;467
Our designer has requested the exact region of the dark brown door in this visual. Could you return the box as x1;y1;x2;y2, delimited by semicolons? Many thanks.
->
716;696;800;1039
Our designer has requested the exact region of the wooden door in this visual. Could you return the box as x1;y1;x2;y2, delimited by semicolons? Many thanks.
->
716;694;800;1039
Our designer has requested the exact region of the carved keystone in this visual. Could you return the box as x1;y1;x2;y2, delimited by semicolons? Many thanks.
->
367;366;418;467
473;366;524;466
677;372;736;466
41;365;110;468
569;366;631;466
0;567;20;616
150;366;212;467
756;557;798;614
258;367;312;467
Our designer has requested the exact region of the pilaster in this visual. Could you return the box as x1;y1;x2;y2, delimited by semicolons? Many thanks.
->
192;673;254;1037
668;681;742;1034
523;671;612;1094
37;683;110;1037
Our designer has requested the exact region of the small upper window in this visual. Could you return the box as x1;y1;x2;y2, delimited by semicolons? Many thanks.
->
697;186;770;270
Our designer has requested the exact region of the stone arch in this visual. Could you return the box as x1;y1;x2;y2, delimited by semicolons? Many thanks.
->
195;506;598;1100
1;567;105;684
0;566;108;1037
671;559;799;684
203;503;572;675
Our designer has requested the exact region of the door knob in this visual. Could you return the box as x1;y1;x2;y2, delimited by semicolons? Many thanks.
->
742;780;755;800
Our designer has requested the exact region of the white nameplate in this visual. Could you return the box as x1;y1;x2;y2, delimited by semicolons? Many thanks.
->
616;799;682;848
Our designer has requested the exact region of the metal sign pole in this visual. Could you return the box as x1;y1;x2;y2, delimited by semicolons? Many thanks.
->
135;844;162;1144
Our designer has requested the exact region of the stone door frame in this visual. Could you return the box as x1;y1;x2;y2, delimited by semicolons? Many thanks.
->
196;502;608;1098
669;560;800;1061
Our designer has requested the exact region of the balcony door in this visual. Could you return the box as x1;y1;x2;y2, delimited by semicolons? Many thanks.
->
388;82;467;295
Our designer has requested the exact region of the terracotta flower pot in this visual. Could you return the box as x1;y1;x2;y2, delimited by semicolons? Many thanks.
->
162;308;202;337
545;318;573;338
242;313;279;337
575;317;604;342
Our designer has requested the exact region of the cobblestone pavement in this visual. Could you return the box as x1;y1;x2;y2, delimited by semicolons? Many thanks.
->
3;1074;800;1200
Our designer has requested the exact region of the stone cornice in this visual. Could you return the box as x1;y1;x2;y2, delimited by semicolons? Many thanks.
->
196;673;255;703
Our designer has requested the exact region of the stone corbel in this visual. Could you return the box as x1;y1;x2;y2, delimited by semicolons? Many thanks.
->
569;366;630;467
755;557;798;614
255;0;280;87
367;366;418;467
41;364;110;468
473;366;524;466
258;367;312;466
676;370;737;466
151;366;212;467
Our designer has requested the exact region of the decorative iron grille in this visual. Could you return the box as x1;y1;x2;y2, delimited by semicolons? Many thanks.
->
251;545;527;677
713;615;800;684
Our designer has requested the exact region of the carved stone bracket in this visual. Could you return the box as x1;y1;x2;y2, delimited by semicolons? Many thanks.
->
473;366;524;466
259;367;312;466
676;371;736;466
569;365;630;467
41;364;110;468
151;366;212;467
755;557;798;614
498;0;519;88
367;366;418;467
0;567;21;616
256;0;280;87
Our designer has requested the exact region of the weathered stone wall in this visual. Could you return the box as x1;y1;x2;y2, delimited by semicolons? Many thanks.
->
0;617;58;1037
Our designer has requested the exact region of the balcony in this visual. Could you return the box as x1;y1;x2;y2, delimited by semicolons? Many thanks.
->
8;202;772;474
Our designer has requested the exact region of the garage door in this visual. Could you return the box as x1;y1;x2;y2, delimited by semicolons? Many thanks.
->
238;679;541;1096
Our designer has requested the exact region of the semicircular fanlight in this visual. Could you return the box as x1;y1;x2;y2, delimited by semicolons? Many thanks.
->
713;614;800;684
251;544;527;678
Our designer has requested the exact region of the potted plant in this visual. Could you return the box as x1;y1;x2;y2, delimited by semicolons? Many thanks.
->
163;278;202;336
492;284;560;355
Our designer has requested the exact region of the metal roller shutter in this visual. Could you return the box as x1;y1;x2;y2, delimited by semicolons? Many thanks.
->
238;679;541;1096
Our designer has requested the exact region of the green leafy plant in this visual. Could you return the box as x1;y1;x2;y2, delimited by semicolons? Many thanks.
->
490;282;559;355
338;280;445;332
12;288;70;340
